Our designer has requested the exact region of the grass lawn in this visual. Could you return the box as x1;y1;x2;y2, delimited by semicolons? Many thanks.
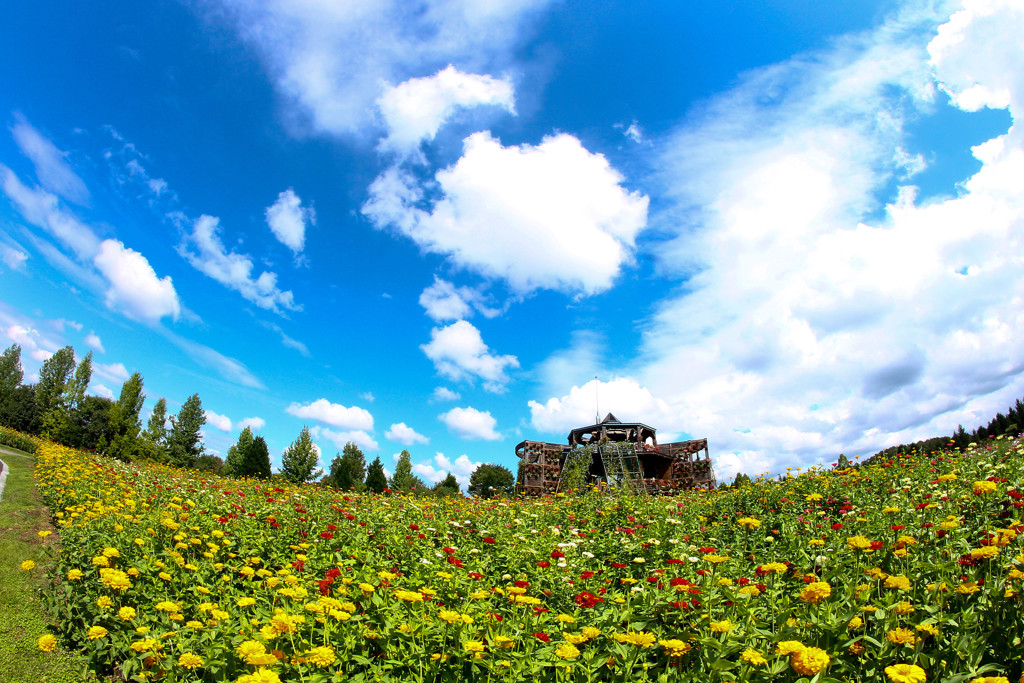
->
0;446;100;683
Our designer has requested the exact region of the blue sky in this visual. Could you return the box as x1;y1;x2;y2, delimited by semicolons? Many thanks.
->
2;0;1022;486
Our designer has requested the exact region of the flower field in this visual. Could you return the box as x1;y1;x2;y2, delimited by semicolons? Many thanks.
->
26;437;1024;683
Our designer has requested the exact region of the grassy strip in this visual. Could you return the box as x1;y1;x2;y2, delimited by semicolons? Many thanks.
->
0;447;100;683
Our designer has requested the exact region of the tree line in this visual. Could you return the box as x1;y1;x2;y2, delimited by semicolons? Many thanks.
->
1;343;515;497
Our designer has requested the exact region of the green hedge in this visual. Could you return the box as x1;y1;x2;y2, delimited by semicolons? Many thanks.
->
0;427;37;454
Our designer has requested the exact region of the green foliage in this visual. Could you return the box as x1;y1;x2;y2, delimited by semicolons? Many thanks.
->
0;344;23;400
468;462;514;498
390;449;415;491
167;393;205;468
104;373;146;462
327;441;366;490
432;472;460;497
365;456;387;493
0;426;37;454
224;427;272;479
280;426;322;483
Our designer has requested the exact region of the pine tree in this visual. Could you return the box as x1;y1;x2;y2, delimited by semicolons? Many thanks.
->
105;373;146;462
280;426;322;483
168;393;206;468
390;449;415;491
365;456;387;493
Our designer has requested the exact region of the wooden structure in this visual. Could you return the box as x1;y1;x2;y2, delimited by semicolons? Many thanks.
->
516;413;715;495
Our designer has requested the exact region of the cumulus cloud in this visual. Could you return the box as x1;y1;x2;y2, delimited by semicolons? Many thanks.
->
201;0;552;137
10;114;90;205
1;244;28;270
238;416;266;432
364;132;649;295
265;188;315;255
93;239;181;323
205;410;233;432
421;319;518;388
379;65;515;152
439;406;500;440
286;398;374;431
419;276;499;321
432;386;461;402
385;422;430;445
591;0;1024;476
310;425;379;452
177;214;298;314
84;331;105;353
411;452;482;490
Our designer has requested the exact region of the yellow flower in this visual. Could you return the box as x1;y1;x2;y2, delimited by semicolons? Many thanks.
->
87;625;108;640
740;648;767;666
304;646;336;667
20;560;35;571
973;480;997;494
118;606;137;621
555;643;580;659
37;634;57;652
177;653;203;670
659;639;692;657
885;663;927;683
709;620;732;633
791;647;829;676
799;581;832;604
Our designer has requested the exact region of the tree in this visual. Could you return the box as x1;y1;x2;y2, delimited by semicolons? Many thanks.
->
365;456;387;493
168;393;206;468
281;426;322;483
468;463;514;498
327;441;366;490
0;343;23;401
224;427;272;479
36;346;75;439
390;450;415;491
432;472;460;497
105;373;146;462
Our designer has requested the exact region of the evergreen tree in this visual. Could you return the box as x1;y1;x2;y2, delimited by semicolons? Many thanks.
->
365;456;387;493
280;426;322;483
327;441;366;490
432;472;460;497
168;393;206;468
0;343;23;401
390;449;415;491
105;373;146;462
468;463;514;498
36;346;75;439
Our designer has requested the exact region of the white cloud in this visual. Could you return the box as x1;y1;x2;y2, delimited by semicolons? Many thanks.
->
265;188;315;255
365;132;649;295
238;416;266;432
419;276;499;321
421;319;518;387
286;398;374;430
600;0;1024;476
432;386;461;402
95;362;129;383
310;425;380;452
84;331;105;353
177;214;298;314
90;383;114;400
529;378;679;437
10;114;90;205
379;65;515;152
93;239;181;323
202;0;552;137
1;245;28;271
439;406;500;440
385;422;430;445
412;452;482;490
205;410;233;432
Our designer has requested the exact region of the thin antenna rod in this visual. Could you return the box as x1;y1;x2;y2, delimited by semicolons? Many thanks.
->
595;375;600;424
